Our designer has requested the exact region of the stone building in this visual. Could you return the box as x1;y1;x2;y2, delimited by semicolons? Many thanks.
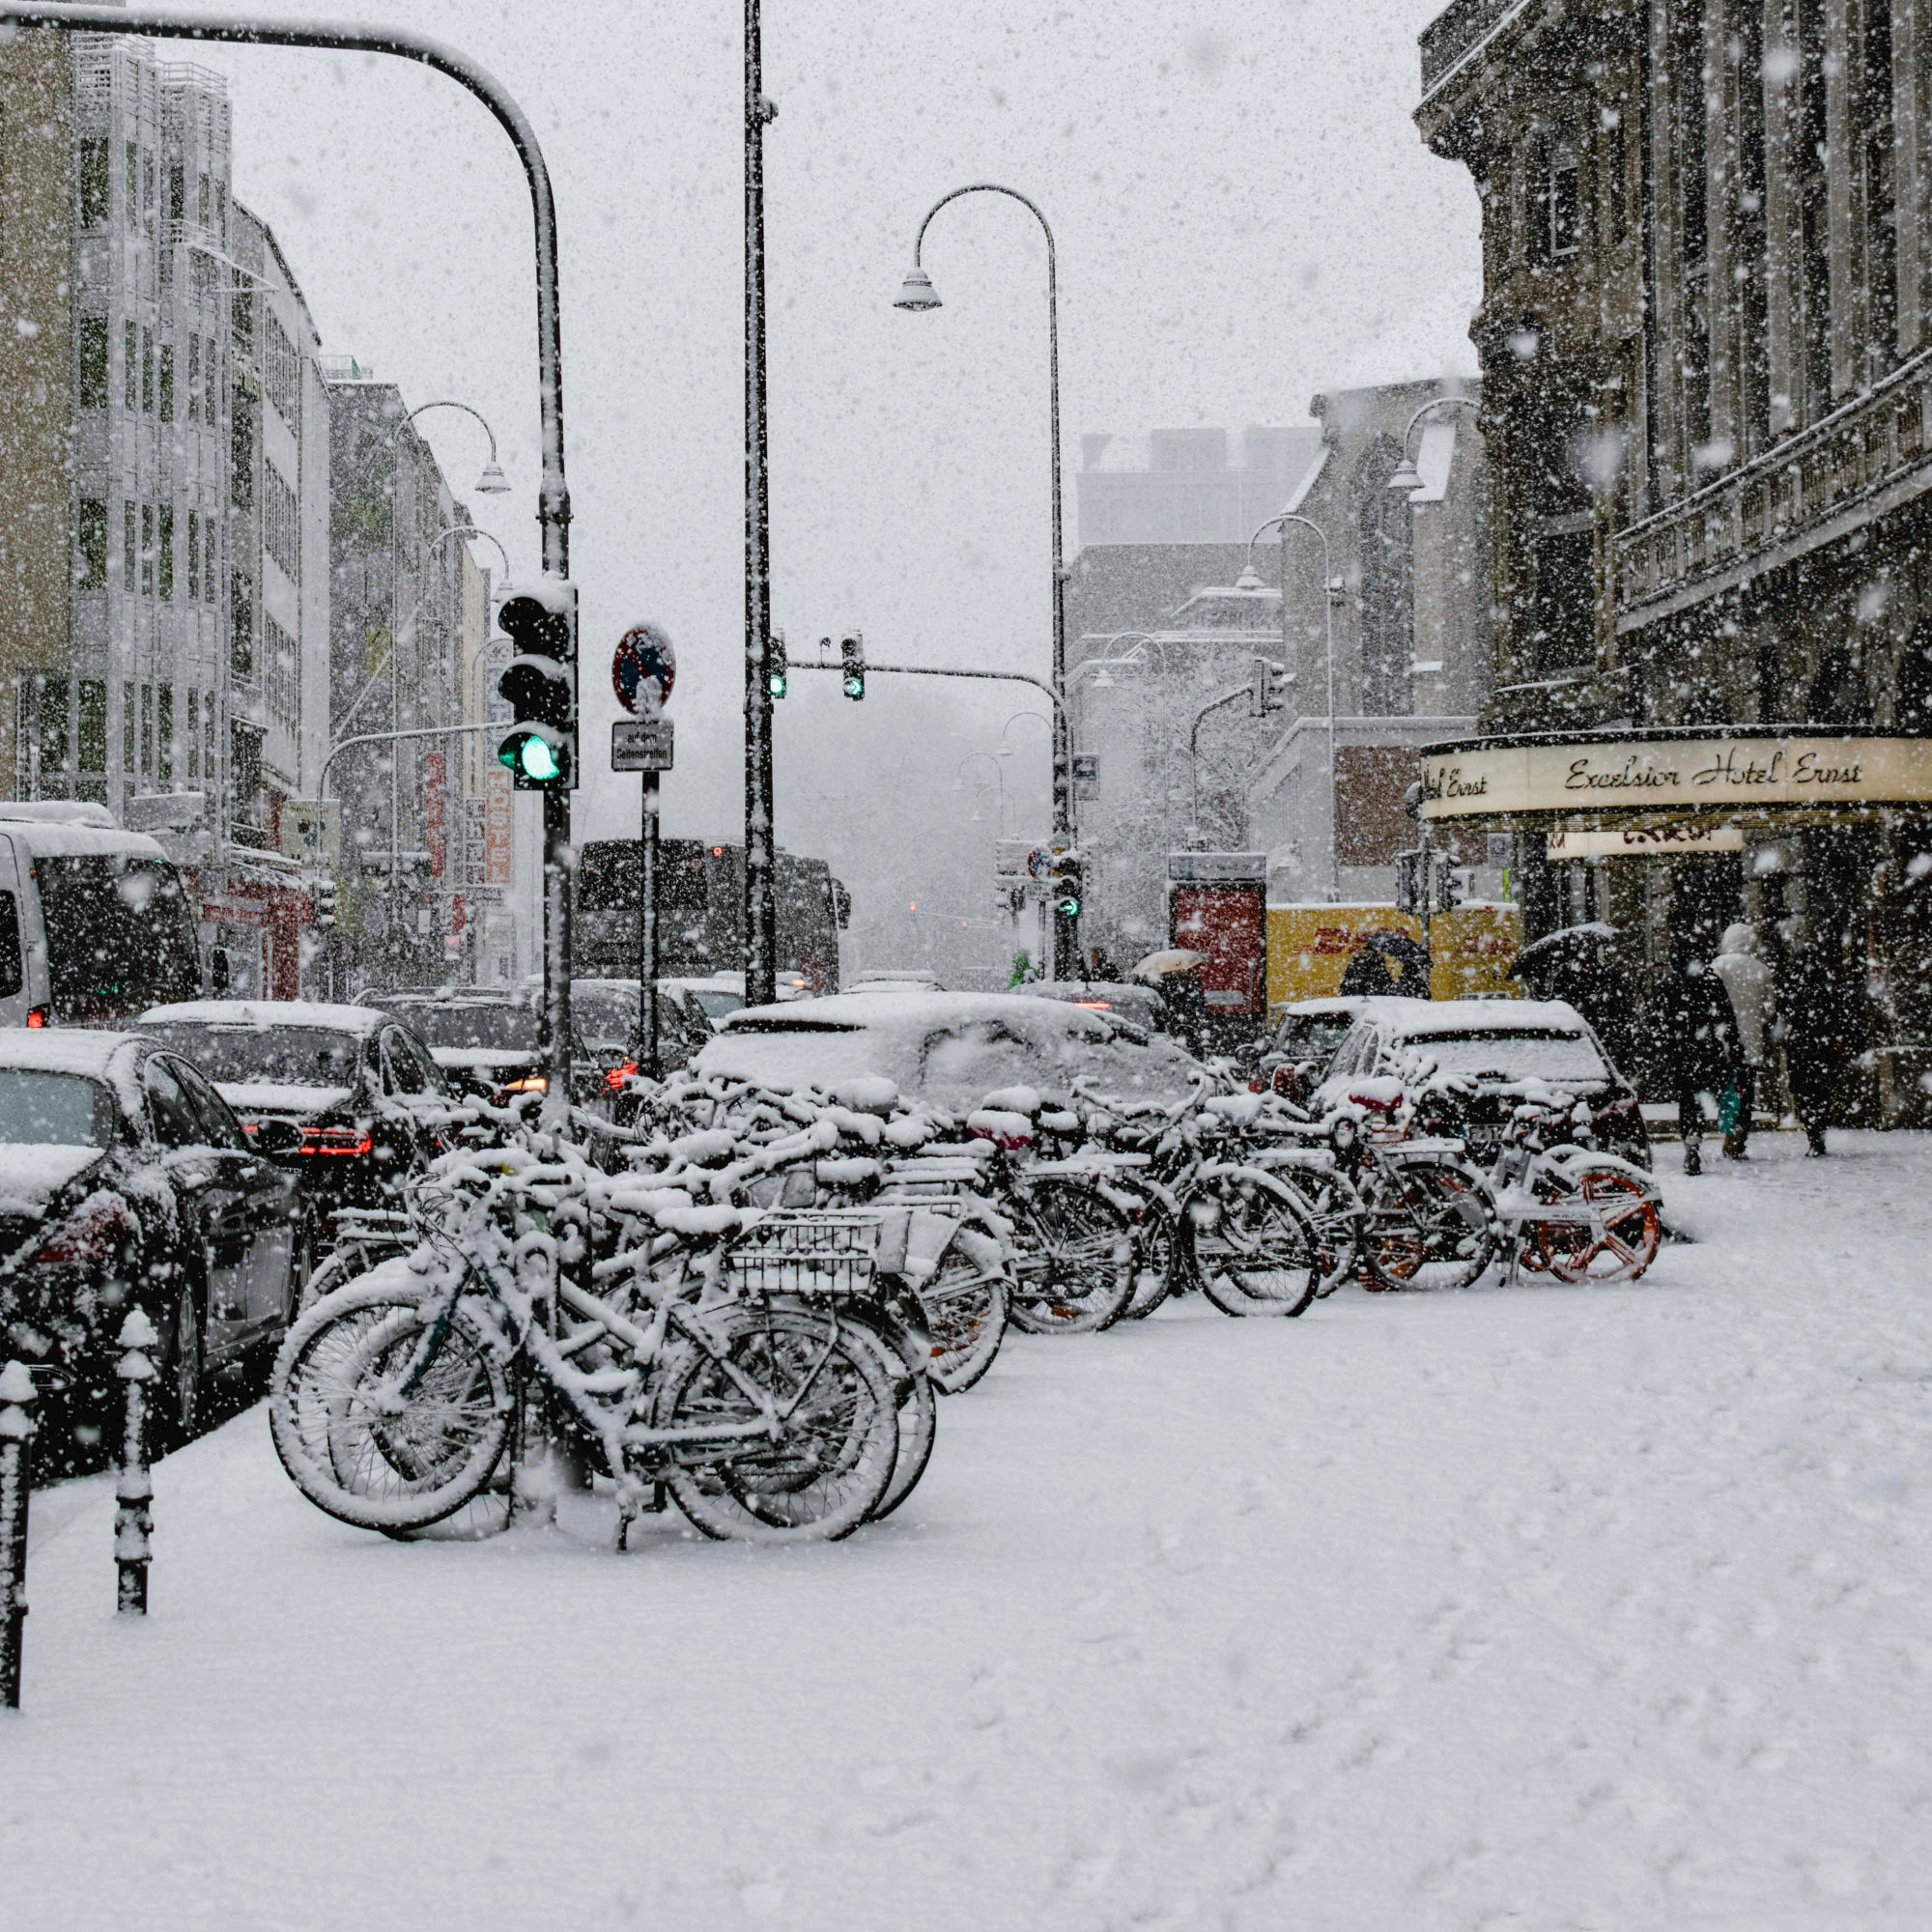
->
1415;0;1932;1116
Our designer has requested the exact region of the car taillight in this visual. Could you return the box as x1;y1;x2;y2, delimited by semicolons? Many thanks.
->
298;1126;373;1156
499;1075;548;1094
33;1198;137;1265
25;1008;46;1029
605;1060;638;1093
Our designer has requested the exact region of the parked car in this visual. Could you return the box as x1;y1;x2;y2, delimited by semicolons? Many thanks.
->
846;969;945;995
0;1029;303;1467
570;978;715;1084
1009;980;1163;1033
132;1001;451;1227
696;990;1209;1113
1314;996;1650;1167
1257;996;1379;1099
358;987;549;1102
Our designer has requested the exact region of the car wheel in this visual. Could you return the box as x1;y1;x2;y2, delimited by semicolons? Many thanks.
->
160;1267;206;1448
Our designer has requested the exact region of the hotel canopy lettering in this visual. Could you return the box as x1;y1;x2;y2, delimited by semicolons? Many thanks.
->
1418;733;1932;824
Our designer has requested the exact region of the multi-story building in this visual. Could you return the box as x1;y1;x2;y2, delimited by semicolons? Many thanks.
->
323;366;485;990
0;26;313;997
1064;393;1492;967
1414;0;1932;1117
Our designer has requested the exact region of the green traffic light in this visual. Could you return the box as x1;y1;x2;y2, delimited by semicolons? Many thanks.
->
1056;896;1081;919
521;737;563;782
768;671;787;699
843;674;865;700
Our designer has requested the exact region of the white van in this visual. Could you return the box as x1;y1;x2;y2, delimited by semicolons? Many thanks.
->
0;803;203;1028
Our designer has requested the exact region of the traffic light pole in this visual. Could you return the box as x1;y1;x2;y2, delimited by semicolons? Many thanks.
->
0;1;577;1116
742;0;779;1009
639;774;661;1078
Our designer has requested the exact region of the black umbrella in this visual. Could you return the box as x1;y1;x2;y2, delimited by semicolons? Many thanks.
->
1337;931;1433;998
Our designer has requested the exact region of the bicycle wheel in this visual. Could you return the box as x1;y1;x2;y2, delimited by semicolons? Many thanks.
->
1359;1156;1499;1292
1269;1165;1363;1297
1536;1168;1661;1284
1182;1174;1321;1317
269;1275;511;1535
658;1303;898;1544
913;1244;1009;1395
844;1306;936;1522
1006;1176;1135;1335
1122;1197;1179;1319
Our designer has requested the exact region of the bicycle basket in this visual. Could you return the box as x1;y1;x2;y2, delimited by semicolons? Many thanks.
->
724;1210;882;1295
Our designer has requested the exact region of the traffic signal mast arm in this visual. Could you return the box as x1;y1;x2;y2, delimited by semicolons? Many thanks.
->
779;651;1069;721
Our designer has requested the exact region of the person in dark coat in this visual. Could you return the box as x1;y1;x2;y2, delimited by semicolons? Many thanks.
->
1645;941;1738;1176
1155;967;1208;1060
1776;939;1853;1157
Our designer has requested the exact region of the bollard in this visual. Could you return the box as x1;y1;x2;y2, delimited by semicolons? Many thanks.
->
113;1313;157;1617
0;1359;39;1708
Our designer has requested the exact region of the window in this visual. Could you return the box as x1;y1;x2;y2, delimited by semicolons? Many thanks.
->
0;895;21;1003
205;690;216;777
1529;126;1580;262
198;171;210;225
262;309;299;427
157;685;173;786
1533;528;1597;671
231;571;253;678
141;327;154;413
37;677;69;782
266;614;298;728
1730;0;1770;452
76;499;107;590
140;504;154;597
1674;0;1711;458
140;684;154;775
1798;0;1832;419
265;465;299;584
78;318;108;409
204;521;216;604
167;161;184;225
125;141;137;231
1358;440;1414;716
187;333;199;418
186;689;199;781
123;682;134;771
1863;0;1898;373
123;502;135;593
124;321;137;411
186;510;200;601
215;183;226;242
142;151;154;223
157;506;173;601
158;342;174;422
144;1060;200;1151
78;682;105;778
79;137;109;229
1604;110;1628;243
231;391;254;508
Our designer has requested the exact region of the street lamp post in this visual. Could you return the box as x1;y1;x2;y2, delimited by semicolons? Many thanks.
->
1385;393;1483;497
1241;513;1341;897
0;0;577;1119
895;183;1076;978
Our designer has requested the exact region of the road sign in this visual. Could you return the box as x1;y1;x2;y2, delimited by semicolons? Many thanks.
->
995;838;1058;881
611;717;675;772
611;623;676;717
1072;754;1098;783
1168;850;1266;882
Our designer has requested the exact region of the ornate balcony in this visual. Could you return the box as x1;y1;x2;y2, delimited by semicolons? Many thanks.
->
1612;345;1932;635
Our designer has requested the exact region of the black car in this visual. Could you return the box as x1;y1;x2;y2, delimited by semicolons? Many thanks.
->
132;1000;452;1227
0;1030;303;1469
359;987;551;1103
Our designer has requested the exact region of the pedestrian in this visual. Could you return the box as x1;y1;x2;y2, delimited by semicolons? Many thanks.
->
1776;937;1852;1157
1645;938;1737;1177
1156;965;1208;1060
1711;922;1773;1159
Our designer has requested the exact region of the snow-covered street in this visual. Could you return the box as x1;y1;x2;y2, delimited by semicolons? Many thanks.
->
7;1130;1932;1930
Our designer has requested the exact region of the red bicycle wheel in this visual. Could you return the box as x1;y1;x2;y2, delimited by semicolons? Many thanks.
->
1537;1169;1660;1283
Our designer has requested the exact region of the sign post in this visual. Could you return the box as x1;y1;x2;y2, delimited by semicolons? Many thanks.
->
611;625;676;1079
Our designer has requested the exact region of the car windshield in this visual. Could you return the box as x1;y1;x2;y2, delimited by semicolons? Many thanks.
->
0;1069;111;1148
136;1024;364;1090
33;854;201;1024
572;983;639;1045
386;1004;536;1053
692;989;745;1021
1397;1027;1609;1085
1277;1012;1357;1061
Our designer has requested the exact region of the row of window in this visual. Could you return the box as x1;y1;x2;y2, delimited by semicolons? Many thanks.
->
73;499;218;605
76;136;226;244
76;318;223;428
266;614;299;731
263;465;301;586
28;676;221;789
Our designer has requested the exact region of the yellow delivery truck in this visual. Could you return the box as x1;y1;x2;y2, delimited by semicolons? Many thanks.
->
1265;901;1522;1014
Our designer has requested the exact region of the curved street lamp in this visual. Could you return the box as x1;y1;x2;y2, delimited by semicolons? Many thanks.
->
895;182;1073;975
1386;392;1483;495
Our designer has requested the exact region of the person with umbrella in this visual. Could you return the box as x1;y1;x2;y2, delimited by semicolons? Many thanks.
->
1776;930;1855;1157
1711;922;1774;1159
1132;949;1208;1059
1644;932;1738;1177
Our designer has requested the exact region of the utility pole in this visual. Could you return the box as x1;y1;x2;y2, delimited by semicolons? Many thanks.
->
742;0;779;1008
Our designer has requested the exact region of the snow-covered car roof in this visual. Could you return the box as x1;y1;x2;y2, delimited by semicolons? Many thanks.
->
0;821;173;862
1352;997;1590;1038
0;1030;146;1078
1279;996;1378;1018
137;1000;388;1036
699;991;1208;1109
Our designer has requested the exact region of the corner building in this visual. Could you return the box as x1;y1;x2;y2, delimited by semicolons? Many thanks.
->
1417;0;1932;1121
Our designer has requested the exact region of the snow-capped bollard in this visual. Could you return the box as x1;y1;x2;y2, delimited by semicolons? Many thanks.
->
114;1312;158;1618
0;1359;40;1708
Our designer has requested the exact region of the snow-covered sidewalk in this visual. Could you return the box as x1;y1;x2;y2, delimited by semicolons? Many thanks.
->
5;1130;1931;1930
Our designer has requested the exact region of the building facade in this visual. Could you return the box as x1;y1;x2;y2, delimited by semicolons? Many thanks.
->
1416;0;1932;1115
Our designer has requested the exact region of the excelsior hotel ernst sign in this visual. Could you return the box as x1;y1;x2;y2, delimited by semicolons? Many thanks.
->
1419;734;1932;820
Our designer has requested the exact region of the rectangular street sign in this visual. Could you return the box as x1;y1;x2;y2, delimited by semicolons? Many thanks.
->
611;717;674;772
1168;850;1266;882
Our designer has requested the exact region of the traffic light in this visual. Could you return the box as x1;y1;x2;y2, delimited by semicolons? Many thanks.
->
1051;852;1083;921
840;631;866;700
312;877;338;929
1252;656;1292;716
767;629;787;699
496;582;579;789
1435;861;1471;913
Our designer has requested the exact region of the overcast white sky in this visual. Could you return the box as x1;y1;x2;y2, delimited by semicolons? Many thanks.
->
187;0;1480;970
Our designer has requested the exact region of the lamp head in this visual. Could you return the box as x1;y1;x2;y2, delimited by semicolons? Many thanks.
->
1386;457;1424;495
894;266;942;311
1092;667;1116;689
1235;564;1265;593
474;461;511;496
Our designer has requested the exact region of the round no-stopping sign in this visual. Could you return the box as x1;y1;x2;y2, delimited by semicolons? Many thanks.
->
612;623;676;716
